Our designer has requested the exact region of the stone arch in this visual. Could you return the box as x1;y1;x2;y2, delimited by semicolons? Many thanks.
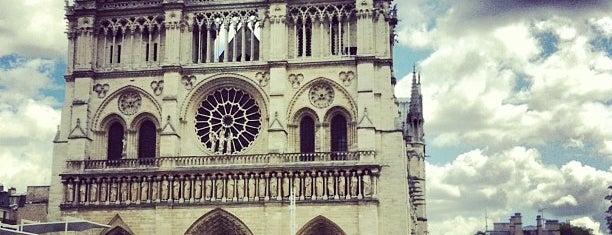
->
291;107;319;153
92;85;162;132
184;208;254;235
287;77;357;125
179;73;269;154
323;106;356;152
100;214;135;235
180;73;269;122
297;215;346;235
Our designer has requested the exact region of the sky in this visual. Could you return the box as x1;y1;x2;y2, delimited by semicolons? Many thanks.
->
0;0;610;234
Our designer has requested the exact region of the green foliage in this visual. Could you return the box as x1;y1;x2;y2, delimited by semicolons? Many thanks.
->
474;231;485;235
560;222;594;235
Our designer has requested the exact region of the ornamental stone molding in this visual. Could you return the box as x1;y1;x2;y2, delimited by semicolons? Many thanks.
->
288;73;304;89
181;75;197;90
195;87;262;155
150;80;164;96
309;82;334;109
255;72;269;87
93;83;110;98
118;91;142;116
339;71;355;87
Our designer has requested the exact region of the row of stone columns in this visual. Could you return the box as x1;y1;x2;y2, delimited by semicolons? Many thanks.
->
62;169;378;206
192;16;259;63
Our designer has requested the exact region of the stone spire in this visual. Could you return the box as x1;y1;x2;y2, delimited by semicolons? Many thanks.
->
407;65;424;143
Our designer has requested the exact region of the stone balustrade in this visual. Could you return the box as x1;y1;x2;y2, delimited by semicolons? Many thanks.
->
59;165;380;208
65;151;375;171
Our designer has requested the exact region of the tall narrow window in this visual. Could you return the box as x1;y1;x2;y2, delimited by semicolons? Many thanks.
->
109;45;114;64
153;43;158;61
296;19;312;57
145;43;150;62
300;116;316;154
117;45;122;63
330;115;348;153
137;120;156;160
107;122;124;160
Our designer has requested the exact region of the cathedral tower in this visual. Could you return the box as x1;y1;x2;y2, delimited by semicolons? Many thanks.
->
49;0;427;234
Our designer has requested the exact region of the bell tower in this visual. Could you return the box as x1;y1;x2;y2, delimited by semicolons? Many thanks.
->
49;0;427;234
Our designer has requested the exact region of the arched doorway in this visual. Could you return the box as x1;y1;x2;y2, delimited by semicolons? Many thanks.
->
184;209;253;235
104;227;132;235
137;120;156;160
107;122;124;160
297;216;346;235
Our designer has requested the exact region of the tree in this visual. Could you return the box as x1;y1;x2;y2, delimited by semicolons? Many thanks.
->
606;185;612;233
474;231;485;235
560;222;594;235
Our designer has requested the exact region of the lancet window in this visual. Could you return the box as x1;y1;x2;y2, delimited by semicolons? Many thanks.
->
107;122;125;161
191;10;261;63
299;116;316;153
288;4;356;59
330;115;348;153
137;120;156;160
96;16;165;70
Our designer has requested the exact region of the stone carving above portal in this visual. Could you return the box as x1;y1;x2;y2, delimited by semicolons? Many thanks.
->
118;91;142;116
309;82;334;109
93;83;110;98
181;75;196;90
150;80;164;96
195;87;262;155
339;71;355;87
288;73;304;89
255;72;269;87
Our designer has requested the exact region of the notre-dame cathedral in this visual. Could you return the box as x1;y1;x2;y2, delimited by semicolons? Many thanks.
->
49;0;427;234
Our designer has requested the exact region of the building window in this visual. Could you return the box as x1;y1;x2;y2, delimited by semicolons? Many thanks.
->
107;122;124;160
300;116;315;153
137;120;156;160
296;18;312;57
330;115;348;153
192;14;260;63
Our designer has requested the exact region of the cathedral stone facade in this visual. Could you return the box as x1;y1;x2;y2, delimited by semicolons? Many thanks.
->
49;0;427;234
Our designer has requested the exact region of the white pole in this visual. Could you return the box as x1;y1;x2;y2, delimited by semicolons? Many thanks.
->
290;185;296;235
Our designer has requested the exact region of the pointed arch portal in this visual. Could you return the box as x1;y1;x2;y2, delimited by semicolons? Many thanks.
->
297;216;346;235
184;209;253;235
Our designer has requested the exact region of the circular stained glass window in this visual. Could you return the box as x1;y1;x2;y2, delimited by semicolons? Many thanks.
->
195;87;261;154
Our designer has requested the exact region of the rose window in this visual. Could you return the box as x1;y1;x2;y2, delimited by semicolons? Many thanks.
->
195;87;261;154
118;91;141;115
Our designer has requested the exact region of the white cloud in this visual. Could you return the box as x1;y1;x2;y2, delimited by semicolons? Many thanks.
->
0;0;66;57
0;58;61;192
426;147;611;234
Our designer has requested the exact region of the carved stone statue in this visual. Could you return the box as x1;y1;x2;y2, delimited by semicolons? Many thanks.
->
327;173;335;198
269;174;277;198
315;172;324;198
226;131;233;153
350;173;359;197
227;175;235;199
100;181;108;202
131;180;139;202
110;181;118;202
66;182;74;203
161;178;169;200
215;176;224;199
236;175;244;199
120;181;128;202
363;173;372;197
209;132;218;152
258;173;266;198
248;174;256;199
173;179;181;200
338;173;345;197
183;179;191;200
79;183;86;203
141;180;149;201
205;176;213;200
217;128;226;154
90;182;98;202
304;174;312;198
194;177;202;199
282;173;290;198
151;180;158;201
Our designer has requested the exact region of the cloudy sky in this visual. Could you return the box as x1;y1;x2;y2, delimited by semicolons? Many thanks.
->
0;0;610;234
